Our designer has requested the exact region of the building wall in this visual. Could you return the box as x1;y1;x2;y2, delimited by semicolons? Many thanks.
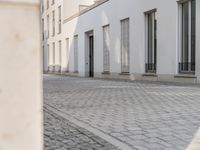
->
0;0;42;150
43;0;200;83
41;0;63;72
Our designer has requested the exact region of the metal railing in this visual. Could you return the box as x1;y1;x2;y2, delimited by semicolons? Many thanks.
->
145;63;156;73
179;62;195;74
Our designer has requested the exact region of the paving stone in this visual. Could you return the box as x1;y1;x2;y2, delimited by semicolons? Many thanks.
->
43;107;118;150
44;75;200;150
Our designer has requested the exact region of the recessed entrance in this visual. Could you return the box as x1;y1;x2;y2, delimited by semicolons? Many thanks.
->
89;35;94;77
85;31;94;77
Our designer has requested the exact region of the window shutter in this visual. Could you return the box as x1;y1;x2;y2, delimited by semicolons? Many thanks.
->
121;19;130;73
74;36;78;72
103;25;110;72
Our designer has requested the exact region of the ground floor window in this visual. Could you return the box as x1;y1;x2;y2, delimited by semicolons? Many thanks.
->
121;18;130;73
66;38;69;72
178;0;196;74
145;9;157;73
59;40;62;66
103;25;110;73
53;42;55;65
74;35;78;72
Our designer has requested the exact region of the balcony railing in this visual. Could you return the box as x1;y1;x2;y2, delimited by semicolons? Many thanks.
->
179;62;195;74
145;63;156;73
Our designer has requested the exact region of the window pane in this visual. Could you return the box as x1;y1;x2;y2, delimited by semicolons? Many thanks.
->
74;36;78;72
191;0;196;65
103;25;110;72
121;19;129;73
182;2;189;64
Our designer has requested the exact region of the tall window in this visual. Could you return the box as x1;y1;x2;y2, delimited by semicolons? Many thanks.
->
52;42;55;65
47;44;49;66
52;11;55;36
47;0;49;9
47;15;49;38
58;6;62;34
42;19;44;40
121;18;130;73
41;0;44;13
145;9;157;73
179;0;196;74
66;38;69;72
103;25;110;72
59;40;62;66
74;35;78;72
52;0;54;5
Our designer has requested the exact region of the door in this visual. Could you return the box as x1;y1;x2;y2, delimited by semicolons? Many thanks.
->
89;35;94;77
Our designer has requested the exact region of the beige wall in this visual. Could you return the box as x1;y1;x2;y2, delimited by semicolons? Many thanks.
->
0;0;42;150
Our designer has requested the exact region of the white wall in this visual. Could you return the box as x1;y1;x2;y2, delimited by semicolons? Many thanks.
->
0;0;42;150
63;0;94;20
62;0;200;79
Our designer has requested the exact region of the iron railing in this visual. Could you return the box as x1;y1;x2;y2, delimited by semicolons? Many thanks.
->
179;62;195;74
145;63;156;73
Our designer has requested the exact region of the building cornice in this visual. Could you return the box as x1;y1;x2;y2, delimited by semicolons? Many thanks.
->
63;0;109;24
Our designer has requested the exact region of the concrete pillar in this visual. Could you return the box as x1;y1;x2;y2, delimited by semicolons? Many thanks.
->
0;1;43;150
196;0;200;83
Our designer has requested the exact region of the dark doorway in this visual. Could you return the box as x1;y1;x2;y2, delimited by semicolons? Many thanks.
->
89;35;94;77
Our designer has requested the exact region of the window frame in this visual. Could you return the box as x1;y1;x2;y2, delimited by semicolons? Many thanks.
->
102;24;110;73
144;9;157;74
178;0;196;74
120;18;130;74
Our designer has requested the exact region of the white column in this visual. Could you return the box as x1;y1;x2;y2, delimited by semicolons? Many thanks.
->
0;1;43;150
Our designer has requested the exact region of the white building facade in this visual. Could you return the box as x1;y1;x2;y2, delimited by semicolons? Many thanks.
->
42;0;200;83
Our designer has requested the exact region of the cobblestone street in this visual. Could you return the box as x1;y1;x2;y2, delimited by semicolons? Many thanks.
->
44;75;200;150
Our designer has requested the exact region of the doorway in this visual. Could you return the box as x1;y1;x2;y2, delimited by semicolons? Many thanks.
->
89;35;94;77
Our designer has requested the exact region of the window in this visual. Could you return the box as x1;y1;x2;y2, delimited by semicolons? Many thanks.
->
145;9;157;73
121;18;130;73
47;15;49;38
58;6;62;34
42;19;44;40
66;38;69;72
103;25;110;72
59;40;62;66
52;0;54;5
52;11;55;36
47;44;50;66
52;42;55;65
178;0;196;74
47;0;49;9
74;35;78;72
41;0;44;13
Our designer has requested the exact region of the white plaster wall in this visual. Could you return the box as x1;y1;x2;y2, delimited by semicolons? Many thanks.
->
62;0;200;78
63;0;94;20
0;0;42;150
42;0;63;70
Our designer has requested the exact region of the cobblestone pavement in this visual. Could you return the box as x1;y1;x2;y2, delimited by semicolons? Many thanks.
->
44;75;200;150
44;106;118;150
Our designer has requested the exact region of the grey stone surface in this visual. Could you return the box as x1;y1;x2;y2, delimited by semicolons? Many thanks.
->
44;107;118;150
44;74;200;150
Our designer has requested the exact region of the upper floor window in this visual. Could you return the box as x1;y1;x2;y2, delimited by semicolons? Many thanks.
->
58;6;62;34
47;0;49;9
42;19;45;40
47;14;49;38
52;0;55;5
178;0;196;74
52;11;55;36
